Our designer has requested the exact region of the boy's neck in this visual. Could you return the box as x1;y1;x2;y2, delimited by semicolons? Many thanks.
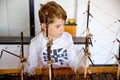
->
43;31;57;41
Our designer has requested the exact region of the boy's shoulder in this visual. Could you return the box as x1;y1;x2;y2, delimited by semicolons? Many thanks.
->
30;32;43;42
63;32;72;38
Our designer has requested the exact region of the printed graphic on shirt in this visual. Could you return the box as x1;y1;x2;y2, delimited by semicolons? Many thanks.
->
43;48;68;65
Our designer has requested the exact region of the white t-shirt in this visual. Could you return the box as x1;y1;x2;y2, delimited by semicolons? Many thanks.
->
25;32;83;75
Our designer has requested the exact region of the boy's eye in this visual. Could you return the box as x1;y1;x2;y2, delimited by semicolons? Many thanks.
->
56;26;60;28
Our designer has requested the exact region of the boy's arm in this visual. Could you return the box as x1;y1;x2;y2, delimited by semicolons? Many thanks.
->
24;41;38;76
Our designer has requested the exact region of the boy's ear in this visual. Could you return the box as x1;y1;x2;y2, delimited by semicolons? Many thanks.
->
41;23;46;31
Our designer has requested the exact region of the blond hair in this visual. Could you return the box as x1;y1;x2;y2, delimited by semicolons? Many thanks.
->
38;1;67;24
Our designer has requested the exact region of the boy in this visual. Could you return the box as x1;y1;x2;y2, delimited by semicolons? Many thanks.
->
25;1;84;76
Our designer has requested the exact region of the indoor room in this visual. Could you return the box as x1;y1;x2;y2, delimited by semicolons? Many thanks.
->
0;0;120;80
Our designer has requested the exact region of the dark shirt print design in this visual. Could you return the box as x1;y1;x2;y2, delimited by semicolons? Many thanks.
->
43;48;68;65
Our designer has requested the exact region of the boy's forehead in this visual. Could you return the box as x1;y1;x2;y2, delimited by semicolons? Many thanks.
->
53;18;65;24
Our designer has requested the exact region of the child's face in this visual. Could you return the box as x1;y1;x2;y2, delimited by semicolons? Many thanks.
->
48;18;65;39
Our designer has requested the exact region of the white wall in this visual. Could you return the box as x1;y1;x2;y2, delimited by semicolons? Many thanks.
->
0;45;29;69
0;0;8;36
0;0;30;37
0;0;30;69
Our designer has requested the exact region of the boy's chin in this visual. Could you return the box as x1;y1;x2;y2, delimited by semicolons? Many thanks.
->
52;34;62;40
56;35;62;38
